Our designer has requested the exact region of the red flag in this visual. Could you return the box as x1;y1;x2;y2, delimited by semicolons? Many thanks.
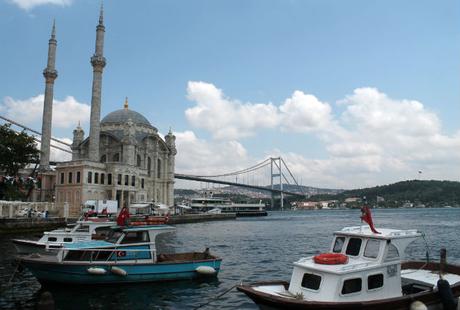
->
117;207;130;226
361;206;380;234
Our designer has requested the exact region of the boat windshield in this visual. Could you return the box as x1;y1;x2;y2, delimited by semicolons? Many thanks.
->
106;230;123;243
333;237;345;253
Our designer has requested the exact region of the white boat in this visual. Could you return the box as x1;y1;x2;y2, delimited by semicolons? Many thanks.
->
12;218;115;255
189;195;267;216
238;208;460;310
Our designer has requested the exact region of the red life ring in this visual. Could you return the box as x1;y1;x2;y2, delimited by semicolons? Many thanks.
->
313;253;348;265
116;251;126;257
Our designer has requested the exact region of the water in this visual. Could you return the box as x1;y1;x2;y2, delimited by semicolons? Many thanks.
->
1;208;459;309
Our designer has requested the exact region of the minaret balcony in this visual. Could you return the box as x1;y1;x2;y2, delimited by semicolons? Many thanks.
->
91;55;106;68
43;68;58;80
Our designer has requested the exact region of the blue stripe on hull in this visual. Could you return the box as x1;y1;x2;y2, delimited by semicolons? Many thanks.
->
24;260;222;284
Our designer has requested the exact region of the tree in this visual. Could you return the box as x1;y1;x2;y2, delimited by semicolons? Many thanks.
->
0;123;39;175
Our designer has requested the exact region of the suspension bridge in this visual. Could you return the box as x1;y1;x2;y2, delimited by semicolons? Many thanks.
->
1;115;307;209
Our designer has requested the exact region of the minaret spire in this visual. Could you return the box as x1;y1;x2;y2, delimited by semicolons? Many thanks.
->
99;2;104;25
88;5;107;162
39;20;58;171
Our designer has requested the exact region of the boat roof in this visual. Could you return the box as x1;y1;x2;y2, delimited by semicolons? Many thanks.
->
293;255;396;275
64;240;114;249
334;226;422;240
121;225;175;232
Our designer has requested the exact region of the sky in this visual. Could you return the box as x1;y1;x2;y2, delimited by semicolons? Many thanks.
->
0;0;459;190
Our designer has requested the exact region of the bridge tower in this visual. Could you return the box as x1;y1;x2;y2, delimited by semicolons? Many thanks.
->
270;157;284;210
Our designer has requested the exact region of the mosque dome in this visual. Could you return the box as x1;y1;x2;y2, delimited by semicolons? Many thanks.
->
101;108;153;128
99;98;157;142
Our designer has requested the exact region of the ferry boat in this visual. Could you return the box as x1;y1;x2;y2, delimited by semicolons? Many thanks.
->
189;195;267;217
18;225;222;285
237;207;460;310
12;218;115;255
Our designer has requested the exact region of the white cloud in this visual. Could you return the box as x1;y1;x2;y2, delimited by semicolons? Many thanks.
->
0;94;90;129
185;81;280;140
34;137;72;162
279;90;334;133
174;130;249;176
185;81;342;140
8;0;72;10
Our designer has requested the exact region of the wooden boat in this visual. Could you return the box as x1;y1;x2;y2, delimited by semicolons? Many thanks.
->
237;216;460;310
17;225;222;285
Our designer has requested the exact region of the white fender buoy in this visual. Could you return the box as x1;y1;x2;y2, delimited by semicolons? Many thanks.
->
87;267;107;275
410;301;427;310
111;266;128;276
195;266;216;275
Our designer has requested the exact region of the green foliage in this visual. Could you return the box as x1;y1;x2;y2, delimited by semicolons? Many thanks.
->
0;123;39;175
310;180;460;207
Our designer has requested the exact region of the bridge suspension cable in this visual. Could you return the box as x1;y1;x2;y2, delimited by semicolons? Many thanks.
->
0;115;71;147
191;158;271;178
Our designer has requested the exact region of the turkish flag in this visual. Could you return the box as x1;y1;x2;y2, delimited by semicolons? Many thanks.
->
361;206;380;234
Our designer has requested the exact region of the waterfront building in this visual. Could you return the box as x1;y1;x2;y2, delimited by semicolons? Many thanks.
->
39;7;176;216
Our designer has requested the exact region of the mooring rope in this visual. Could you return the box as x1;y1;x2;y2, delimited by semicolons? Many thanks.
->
192;282;241;310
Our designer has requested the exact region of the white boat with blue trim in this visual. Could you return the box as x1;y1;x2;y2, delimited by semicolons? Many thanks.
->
18;225;222;284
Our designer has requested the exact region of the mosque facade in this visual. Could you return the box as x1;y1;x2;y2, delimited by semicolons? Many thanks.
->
39;8;176;216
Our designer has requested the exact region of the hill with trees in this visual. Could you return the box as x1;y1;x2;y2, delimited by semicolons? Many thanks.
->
310;180;460;207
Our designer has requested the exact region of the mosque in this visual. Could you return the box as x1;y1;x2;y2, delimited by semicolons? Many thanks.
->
38;7;177;216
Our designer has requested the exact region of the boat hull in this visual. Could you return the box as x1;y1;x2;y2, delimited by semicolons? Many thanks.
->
237;262;460;310
20;258;222;285
13;240;61;255
237;281;460;310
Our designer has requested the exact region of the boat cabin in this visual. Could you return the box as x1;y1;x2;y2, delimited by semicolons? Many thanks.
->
42;219;115;245
288;226;422;302
59;225;175;263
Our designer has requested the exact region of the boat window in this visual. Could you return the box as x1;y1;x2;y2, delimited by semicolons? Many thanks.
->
93;250;113;261
333;237;345;253
107;231;123;243
368;274;384;290
384;243;400;262
48;237;57;242
64;250;92;261
345;238;362;256
63;238;72;242
301;273;322;290
94;227;111;239
121;231;150;244
364;239;380;259
341;278;362;295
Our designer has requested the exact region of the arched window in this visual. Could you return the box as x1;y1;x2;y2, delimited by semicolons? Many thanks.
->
113;153;120;162
137;155;141;167
147;157;152;177
157;159;161;179
100;155;107;163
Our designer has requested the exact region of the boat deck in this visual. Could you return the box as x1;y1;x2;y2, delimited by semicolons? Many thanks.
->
402;269;460;288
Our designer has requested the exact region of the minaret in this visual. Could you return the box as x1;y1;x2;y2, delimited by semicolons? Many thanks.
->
88;4;106;162
39;20;58;171
71;121;84;160
165;129;177;206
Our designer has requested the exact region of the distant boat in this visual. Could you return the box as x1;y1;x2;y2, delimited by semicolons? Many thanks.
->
189;195;267;217
17;225;222;285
